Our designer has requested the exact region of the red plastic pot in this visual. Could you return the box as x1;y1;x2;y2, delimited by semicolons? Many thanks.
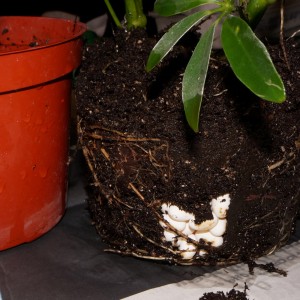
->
0;16;86;250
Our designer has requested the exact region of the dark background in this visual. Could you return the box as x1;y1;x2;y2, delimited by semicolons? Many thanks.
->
1;0;155;23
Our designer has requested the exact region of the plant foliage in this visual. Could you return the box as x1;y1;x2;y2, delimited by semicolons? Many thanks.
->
146;0;285;132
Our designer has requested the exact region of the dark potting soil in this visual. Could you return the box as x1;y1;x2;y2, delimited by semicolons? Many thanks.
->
75;28;300;265
199;284;250;300
198;289;249;300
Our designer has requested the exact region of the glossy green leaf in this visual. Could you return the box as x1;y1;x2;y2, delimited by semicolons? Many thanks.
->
182;24;216;132
154;0;218;16
146;9;215;72
221;16;285;102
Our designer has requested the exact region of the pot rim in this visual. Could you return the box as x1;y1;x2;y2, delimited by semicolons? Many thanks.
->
0;16;87;56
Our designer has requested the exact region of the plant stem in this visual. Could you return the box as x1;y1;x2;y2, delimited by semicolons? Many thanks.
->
104;0;122;28
124;0;147;29
239;0;277;28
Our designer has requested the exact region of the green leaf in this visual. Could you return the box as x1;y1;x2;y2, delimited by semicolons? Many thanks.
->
221;16;285;102
182;24;216;132
154;0;218;16
146;9;215;72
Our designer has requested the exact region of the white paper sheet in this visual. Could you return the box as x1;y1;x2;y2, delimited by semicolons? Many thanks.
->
124;237;300;300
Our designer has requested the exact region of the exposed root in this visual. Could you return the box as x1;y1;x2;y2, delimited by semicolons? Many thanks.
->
104;248;176;262
287;29;300;40
88;125;161;142
104;247;257;266
132;224;178;255
279;0;290;70
78;120;172;192
128;182;145;201
267;151;295;172
112;194;134;209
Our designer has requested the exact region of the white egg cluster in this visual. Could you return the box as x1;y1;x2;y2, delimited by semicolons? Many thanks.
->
159;194;231;260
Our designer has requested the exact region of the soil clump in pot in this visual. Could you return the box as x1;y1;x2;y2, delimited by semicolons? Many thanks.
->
75;28;300;265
